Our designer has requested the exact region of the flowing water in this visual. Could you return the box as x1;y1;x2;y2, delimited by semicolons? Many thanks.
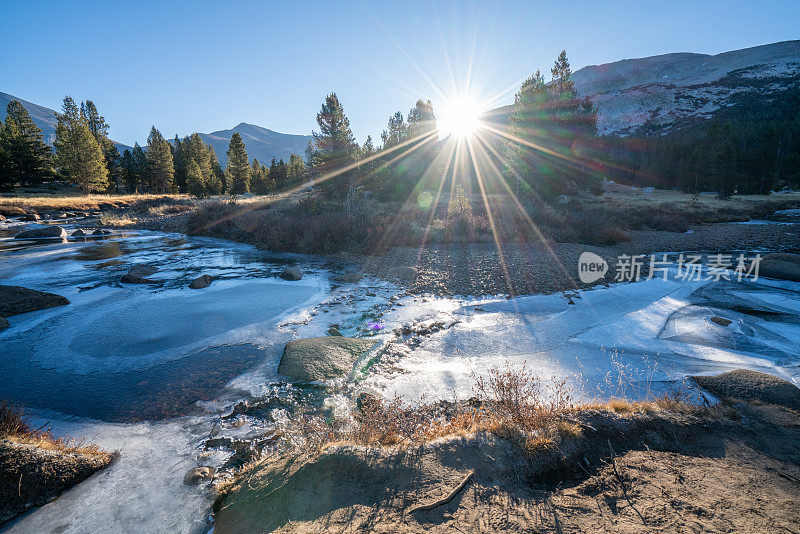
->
1;215;799;533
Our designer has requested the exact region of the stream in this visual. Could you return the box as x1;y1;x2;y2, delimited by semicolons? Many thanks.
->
1;214;799;533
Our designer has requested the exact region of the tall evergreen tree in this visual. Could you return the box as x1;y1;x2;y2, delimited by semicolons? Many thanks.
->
0;100;52;188
146;126;174;193
186;158;205;197
287;153;307;183
225;133;250;194
381;111;408;149
306;93;358;176
53;97;108;193
362;135;375;156
407;99;436;139
131;142;148;192
120;148;138;192
172;135;188;193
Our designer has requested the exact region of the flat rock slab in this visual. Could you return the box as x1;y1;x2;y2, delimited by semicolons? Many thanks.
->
0;285;70;317
759;253;800;282
14;226;68;239
278;337;377;381
120;264;162;284
693;369;800;410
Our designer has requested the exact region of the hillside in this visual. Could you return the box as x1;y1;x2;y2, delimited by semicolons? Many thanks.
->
198;123;311;166
487;40;800;136
0;92;61;145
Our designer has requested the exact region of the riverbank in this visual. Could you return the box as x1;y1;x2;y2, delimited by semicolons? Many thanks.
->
212;369;800;533
0;403;113;525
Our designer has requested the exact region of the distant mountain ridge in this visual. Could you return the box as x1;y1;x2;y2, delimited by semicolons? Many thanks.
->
197;123;311;166
486;40;800;136
0;91;311;164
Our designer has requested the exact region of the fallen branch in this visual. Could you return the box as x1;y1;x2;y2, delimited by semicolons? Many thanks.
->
407;470;474;514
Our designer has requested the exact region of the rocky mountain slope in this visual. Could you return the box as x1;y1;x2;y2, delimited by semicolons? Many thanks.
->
197;122;311;166
487;40;800;137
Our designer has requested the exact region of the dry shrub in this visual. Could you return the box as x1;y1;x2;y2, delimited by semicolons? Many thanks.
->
0;400;108;457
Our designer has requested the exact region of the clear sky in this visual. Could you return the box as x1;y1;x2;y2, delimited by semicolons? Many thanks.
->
1;0;798;146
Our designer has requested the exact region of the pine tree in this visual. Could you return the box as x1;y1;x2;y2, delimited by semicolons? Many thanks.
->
225;133;250;194
172;135;188;193
146;126;174;193
81;100;109;142
550;50;576;99
306;93;358;175
0;100;52;188
186;158;205;197
120;149;138;192
362;136;375;156
287;153;307;183
208;146;225;193
53;97;108;193
381;111;408;149
132;142;148;192
407;99;436;139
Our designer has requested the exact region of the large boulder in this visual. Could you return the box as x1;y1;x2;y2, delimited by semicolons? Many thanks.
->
23;213;40;221
278;337;377;382
188;274;215;289
14;226;68;240
71;229;86;237
693;369;800;410
758;253;800;282
279;267;303;281
0;285;70;317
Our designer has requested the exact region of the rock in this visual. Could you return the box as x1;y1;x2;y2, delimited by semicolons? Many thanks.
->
91;229;111;236
14;226;68;240
57;212;68;219
0;214;5;221
709;316;732;327
188;274;214;289
758;253;800;282
327;327;343;337
333;271;362;283
388;266;418;282
23;213;41;221
71;229;86;237
120;264;162;284
183;466;215;485
279;267;303;281
0;206;26;217
229;401;248;417
278;337;377;381
0;317;8;330
0;285;70;317
693;369;800;410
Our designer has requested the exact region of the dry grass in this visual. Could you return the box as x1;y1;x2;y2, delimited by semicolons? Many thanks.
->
274;365;714;461
0;400;109;458
0;193;191;212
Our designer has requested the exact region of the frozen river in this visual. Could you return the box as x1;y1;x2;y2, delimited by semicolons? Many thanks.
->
1;220;799;533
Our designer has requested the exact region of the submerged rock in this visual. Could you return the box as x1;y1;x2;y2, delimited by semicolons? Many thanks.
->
91;229;111;236
278;336;377;381
327;327;343;337
279;267;303;281
758;253;800;282
0;285;70;317
693;369;800;410
120;264;162;285
0;317;8;330
388;266;418;281
333;271;362;283
71;229;86;237
14;226;68;240
183;466;215;485
188;274;215;289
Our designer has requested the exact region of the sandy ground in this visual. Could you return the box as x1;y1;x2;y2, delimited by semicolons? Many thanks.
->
213;399;800;533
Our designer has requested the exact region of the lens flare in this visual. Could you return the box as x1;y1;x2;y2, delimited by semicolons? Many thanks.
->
438;97;483;139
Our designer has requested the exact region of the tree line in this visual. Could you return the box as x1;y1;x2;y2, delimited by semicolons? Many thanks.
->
0;97;307;196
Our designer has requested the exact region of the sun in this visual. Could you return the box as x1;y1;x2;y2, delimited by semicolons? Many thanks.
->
438;97;483;139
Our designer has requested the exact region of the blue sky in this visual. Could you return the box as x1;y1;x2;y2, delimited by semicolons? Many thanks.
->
1;0;798;146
